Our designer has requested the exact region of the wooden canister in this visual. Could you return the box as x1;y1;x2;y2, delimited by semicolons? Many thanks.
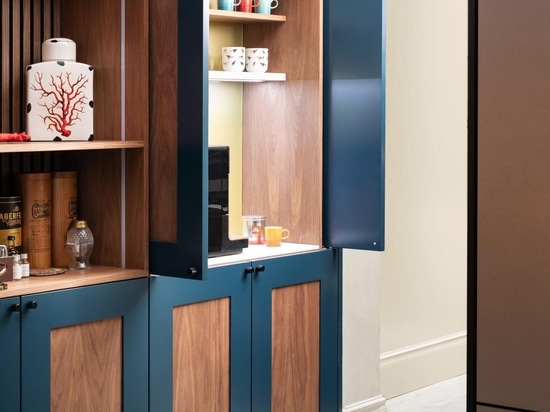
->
0;196;22;253
52;171;78;267
17;172;52;268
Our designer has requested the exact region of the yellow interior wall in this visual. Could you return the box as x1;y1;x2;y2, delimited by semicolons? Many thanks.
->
209;23;244;237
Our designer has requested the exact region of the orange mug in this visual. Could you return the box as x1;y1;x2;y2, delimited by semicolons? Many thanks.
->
264;226;290;247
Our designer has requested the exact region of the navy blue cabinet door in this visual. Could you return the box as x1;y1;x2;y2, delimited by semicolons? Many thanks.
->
149;0;209;280
251;249;340;411
149;263;252;412
323;0;385;251
0;296;21;412
20;279;149;412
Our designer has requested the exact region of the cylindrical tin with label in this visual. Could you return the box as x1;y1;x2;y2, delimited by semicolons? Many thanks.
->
0;196;22;253
52;171;78;267
17;172;52;268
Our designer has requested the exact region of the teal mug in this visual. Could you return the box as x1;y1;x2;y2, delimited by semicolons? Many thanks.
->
218;0;241;11
255;0;278;14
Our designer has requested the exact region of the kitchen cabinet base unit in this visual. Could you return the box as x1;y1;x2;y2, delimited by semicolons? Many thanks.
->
149;248;340;411
19;278;148;412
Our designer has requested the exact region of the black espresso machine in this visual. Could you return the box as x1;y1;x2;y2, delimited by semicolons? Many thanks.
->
208;146;248;257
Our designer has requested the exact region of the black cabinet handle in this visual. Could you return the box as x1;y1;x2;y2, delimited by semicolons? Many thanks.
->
245;266;254;275
255;265;266;273
187;267;198;277
10;303;21;312
26;301;38;309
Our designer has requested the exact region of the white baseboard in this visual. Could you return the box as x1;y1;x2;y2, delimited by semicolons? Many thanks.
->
380;331;467;399
342;395;387;412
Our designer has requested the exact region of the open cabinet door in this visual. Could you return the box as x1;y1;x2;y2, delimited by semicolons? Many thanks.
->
323;0;385;251
149;0;209;279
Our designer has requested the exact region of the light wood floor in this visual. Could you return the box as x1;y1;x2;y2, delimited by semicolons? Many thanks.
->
385;375;466;412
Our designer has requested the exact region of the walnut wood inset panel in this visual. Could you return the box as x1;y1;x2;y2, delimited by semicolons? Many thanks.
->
272;281;320;412
173;298;230;412
50;317;122;412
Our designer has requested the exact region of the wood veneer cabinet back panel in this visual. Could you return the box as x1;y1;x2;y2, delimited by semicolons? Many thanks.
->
242;0;322;244
477;1;550;409
74;150;122;267
59;1;149;269
60;0;121;141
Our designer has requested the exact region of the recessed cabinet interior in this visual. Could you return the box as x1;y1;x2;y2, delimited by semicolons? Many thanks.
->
208;3;323;248
149;0;325;278
0;0;149;288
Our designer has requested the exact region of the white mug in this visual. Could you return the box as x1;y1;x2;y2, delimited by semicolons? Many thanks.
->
222;47;245;72
245;48;268;73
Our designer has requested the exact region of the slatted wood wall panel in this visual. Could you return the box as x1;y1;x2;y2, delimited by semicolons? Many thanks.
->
0;0;60;193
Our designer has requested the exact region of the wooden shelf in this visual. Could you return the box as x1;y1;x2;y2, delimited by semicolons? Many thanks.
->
209;9;286;23
0;140;145;154
0;265;148;298
209;70;286;82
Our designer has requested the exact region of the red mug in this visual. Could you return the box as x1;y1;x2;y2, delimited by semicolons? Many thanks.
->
238;0;259;13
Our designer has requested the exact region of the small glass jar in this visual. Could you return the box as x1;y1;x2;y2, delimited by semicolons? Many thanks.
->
65;220;94;270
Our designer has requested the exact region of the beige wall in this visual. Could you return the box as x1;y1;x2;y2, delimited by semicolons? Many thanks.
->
380;0;468;398
342;250;384;411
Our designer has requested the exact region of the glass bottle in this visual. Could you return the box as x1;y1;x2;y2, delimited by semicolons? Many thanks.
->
12;255;22;280
20;253;30;278
65;220;94;270
7;235;18;256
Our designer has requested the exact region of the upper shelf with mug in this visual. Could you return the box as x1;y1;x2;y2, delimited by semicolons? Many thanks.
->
209;10;286;23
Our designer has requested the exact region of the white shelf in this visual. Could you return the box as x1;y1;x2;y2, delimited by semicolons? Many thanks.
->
209;70;286;82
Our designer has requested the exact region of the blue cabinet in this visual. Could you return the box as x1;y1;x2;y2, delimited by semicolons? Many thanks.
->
150;248;339;411
250;250;340;411
0;296;21;412
1;279;148;412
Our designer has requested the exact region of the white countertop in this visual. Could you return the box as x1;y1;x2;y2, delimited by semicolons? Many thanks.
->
208;243;320;267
